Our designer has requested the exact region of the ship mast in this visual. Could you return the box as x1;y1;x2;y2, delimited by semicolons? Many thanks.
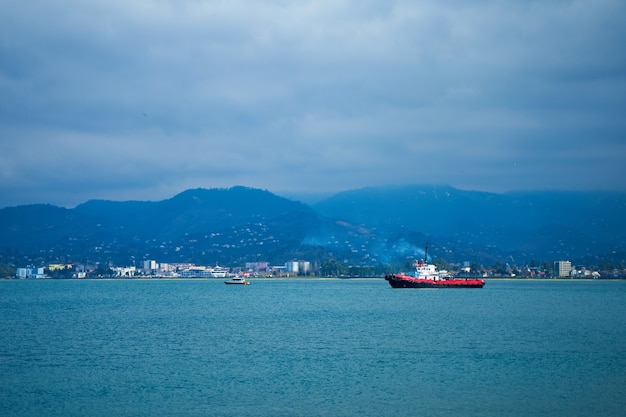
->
424;243;429;264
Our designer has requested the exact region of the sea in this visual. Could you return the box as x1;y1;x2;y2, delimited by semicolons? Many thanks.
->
1;279;625;417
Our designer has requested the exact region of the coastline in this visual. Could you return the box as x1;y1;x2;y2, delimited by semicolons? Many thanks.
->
1;276;621;281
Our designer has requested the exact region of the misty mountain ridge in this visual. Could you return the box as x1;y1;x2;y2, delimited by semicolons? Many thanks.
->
1;185;624;268
312;184;626;265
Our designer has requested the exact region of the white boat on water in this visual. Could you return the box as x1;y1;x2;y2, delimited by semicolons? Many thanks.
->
224;276;250;285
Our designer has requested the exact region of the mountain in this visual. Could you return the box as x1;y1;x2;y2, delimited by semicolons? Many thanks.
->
0;186;325;267
1;184;625;270
72;187;318;240
312;184;626;265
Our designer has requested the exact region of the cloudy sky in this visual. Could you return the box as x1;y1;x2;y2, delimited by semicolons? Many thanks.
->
1;0;624;208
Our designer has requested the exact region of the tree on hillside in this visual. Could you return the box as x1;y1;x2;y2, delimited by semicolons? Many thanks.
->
0;262;14;278
470;262;483;276
320;260;348;277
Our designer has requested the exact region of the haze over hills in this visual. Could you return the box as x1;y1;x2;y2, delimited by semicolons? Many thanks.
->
1;185;624;271
313;185;626;263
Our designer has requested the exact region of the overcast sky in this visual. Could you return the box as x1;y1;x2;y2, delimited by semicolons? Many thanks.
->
1;0;624;208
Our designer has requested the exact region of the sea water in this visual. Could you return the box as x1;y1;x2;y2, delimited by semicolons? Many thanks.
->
1;279;625;417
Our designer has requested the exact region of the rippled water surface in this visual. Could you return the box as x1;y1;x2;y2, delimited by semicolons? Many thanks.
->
1;279;625;417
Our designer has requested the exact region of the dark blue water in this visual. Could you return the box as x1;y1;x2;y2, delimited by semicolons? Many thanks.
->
1;279;625;417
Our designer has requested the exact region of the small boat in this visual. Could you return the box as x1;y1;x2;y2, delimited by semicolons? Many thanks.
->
224;276;250;285
385;245;484;289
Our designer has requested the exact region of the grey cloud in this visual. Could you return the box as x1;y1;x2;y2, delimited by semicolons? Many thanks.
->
0;0;624;207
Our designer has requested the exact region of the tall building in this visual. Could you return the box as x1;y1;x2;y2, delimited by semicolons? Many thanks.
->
284;261;311;275
285;261;299;274
143;260;158;272
554;261;572;277
298;261;311;275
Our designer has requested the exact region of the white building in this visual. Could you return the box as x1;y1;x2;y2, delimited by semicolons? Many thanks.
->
298;261;311;275
285;261;299;274
16;267;46;279
284;260;311;276
143;260;158;271
113;266;137;277
554;260;572;277
179;265;230;278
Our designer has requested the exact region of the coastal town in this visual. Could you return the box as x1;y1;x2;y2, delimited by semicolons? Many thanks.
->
13;258;613;280
15;260;310;280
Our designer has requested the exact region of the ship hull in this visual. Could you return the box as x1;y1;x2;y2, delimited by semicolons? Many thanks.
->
385;274;484;288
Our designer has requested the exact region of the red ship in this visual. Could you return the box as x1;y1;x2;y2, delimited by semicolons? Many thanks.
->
385;246;484;289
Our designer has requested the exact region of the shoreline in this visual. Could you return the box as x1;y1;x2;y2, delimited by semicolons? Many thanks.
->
1;276;622;282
